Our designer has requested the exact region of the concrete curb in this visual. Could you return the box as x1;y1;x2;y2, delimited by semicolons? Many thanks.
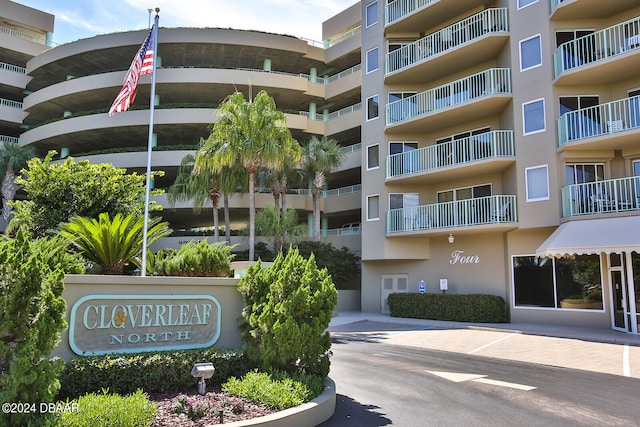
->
220;377;336;427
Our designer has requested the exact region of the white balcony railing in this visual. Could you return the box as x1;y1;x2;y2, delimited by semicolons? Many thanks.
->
386;8;508;75
339;143;361;155
387;194;517;234
386;68;511;126
301;102;362;122
385;0;437;25
324;25;361;48
561;176;640;217
0;61;26;74
0;135;20;144
0;98;23;109
386;130;514;179
553;16;640;78
550;0;569;14
558;95;640;146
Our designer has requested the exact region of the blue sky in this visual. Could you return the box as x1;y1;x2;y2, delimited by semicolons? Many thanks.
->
13;0;358;45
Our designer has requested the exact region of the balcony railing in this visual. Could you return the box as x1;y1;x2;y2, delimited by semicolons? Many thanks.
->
386;130;514;179
385;0;437;25
0;135;19;144
287;184;362;198
339;143;361;155
386;8;508;75
558;95;640;146
386;68;511;126
553;16;640;78
301;102;362;122
326;64;362;84
550;0;569;14
387;194;517;234
0;61;26;74
324;25;361;48
561;176;640;217
0;98;23;109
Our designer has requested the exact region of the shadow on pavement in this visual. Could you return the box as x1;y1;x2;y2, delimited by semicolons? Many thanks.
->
317;394;391;426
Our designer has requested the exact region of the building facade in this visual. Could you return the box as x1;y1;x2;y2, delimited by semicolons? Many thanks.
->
2;0;640;334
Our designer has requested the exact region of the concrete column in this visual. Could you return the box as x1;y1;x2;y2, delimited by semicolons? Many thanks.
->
307;213;313;237
309;102;317;120
310;67;317;83
154;94;160;106
263;59;271;71
60;147;70;158
321;216;328;237
45;32;54;47
152;133;157;147
323;108;329;122
155;56;162;68
63;111;72;118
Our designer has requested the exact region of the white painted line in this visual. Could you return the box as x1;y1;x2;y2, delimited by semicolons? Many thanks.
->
472;378;537;391
468;333;517;354
623;344;630;377
426;370;486;383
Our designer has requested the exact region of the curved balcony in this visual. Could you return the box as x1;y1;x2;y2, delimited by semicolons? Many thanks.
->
557;95;640;151
550;0;639;21
385;68;511;134
553;16;640;85
561;176;640;218
386;130;514;184
387;194;517;235
385;0;493;33
385;8;508;84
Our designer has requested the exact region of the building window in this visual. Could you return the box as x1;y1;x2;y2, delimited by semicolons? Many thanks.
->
365;1;378;28
520;35;542;71
367;194;380;221
512;255;603;310
367;95;379;121
525;165;549;201
367;144;379;169
517;0;538;9
366;47;378;73
523;98;545;135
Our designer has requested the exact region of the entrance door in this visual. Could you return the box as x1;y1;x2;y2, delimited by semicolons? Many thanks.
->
610;253;638;333
381;274;408;314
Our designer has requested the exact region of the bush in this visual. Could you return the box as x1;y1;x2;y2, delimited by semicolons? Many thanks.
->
387;293;507;323
238;248;337;377
290;241;360;290
58;348;248;400
150;239;235;277
57;389;156;427
170;392;245;421
222;370;324;410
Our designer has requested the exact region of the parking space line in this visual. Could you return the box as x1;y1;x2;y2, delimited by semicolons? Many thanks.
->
623;344;630;377
467;333;517;355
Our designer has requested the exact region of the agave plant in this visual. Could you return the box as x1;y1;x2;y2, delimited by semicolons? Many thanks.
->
60;212;171;274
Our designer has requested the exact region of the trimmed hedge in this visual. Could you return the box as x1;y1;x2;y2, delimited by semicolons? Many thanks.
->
387;293;507;323
58;348;248;400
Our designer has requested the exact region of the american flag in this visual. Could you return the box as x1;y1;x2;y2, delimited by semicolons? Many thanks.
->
108;26;155;116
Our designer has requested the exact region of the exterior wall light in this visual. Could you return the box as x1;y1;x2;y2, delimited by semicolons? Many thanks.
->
448;233;454;244
191;362;215;395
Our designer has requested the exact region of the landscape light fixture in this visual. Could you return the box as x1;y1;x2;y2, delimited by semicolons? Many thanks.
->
448;233;454;244
191;363;215;395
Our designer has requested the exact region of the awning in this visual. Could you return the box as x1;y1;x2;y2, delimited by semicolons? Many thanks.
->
536;216;640;257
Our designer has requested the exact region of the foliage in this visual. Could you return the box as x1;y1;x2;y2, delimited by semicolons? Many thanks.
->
9;151;163;237
254;205;306;254
171;392;244;421
196;90;300;261
387;293;507;323
238;248;337;377
0;140;35;220
59;213;171;274
290;241;360;290
57;389;156;427
222;369;324;410
233;241;275;262
150;239;235;277
58;348;248;399
0;230;68;427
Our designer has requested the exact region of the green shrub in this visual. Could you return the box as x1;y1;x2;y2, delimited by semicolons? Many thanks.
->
57;389;156;427
289;241;360;290
58;348;247;400
150;239;235;277
387;293;507;323
238;248;337;377
222;370;324;410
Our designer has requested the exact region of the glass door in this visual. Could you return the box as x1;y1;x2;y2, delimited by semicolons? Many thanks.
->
610;253;639;333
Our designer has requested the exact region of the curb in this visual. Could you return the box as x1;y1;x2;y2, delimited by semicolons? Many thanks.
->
220;377;336;427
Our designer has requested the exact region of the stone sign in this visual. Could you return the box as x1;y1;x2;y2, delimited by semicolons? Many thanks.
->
69;294;221;355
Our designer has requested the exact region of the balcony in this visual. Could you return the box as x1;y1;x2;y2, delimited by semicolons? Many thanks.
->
385;0;493;34
553;16;640;85
387;195;517;235
386;130;514;184
558;95;640;150
550;0;639;21
561;176;640;217
385;8;509;84
385;68;511;134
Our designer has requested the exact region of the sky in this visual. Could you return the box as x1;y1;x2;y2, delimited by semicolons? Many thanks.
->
13;0;358;45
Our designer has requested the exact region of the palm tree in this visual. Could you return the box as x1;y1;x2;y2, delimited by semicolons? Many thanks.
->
254;204;306;254
299;136;344;241
0;141;35;221
197;90;300;261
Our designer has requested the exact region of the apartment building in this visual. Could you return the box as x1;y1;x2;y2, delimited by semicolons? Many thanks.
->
3;0;640;334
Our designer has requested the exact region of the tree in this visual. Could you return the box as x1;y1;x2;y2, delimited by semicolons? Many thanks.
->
59;212;171;274
254;204;306;254
196;90;300;261
299;136;344;241
0;141;35;221
8;151;163;237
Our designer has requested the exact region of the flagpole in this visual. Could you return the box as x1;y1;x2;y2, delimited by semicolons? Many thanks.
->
141;9;159;277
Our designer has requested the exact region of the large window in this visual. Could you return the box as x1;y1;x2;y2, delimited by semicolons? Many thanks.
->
523;98;546;135
367;95;379;121
513;255;603;310
520;35;542;71
365;1;378;28
366;47;378;73
525;165;549;201
367;194;380;221
517;0;538;9
367;144;379;170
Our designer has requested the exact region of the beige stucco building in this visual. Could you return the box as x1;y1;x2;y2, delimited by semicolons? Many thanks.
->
2;0;640;335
